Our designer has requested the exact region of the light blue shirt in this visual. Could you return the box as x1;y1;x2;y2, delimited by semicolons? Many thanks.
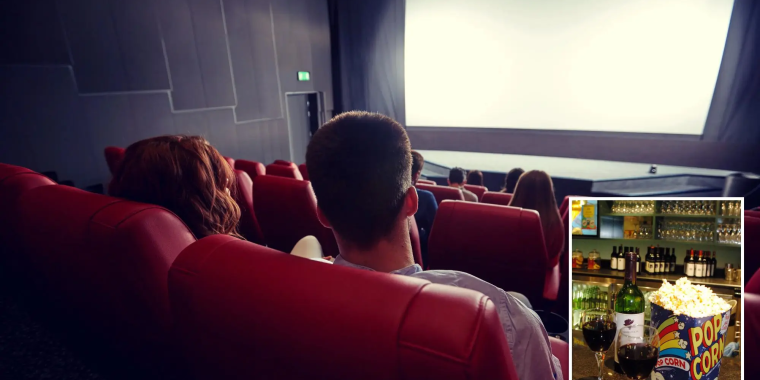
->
333;255;563;380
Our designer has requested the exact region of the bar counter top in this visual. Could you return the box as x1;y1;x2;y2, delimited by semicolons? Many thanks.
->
572;331;741;380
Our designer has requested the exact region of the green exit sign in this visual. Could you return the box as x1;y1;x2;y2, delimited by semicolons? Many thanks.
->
297;71;310;81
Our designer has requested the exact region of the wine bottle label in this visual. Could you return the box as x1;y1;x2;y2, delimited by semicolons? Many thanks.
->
686;263;695;276
636;262;640;273
617;258;625;270
655;263;661;273
646;262;654;273
696;264;704;277
614;312;645;363
670;263;675;272
611;258;617;269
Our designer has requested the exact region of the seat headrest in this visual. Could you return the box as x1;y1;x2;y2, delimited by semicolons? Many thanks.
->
481;192;513;206
223;156;236;168
464;184;487;201
232;169;264;244
273;159;296;167
298;163;309;180
169;235;517;380
104;146;126;175
265;163;303;180
415;184;464;204
234;159;266;180
252;175;337;255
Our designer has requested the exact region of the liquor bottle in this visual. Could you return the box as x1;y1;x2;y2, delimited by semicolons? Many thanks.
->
614;252;645;364
695;251;705;278
710;251;717;277
707;251;714;277
618;247;627;272
636;247;641;274
683;249;690;275
611;246;618;270
670;248;677;273
686;250;695;277
664;248;671;273
654;247;662;274
645;247;654;273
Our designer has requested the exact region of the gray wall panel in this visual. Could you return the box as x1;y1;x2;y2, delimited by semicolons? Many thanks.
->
1;0;332;187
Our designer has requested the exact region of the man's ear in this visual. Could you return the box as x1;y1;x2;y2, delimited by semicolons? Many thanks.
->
404;187;419;218
316;207;332;228
446;178;451;186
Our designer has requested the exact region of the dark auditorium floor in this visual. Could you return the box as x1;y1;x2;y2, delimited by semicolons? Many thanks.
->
0;285;105;380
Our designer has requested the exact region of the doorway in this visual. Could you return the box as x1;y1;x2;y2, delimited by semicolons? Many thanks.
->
286;92;323;164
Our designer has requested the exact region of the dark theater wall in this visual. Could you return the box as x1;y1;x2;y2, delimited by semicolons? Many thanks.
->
0;0;333;188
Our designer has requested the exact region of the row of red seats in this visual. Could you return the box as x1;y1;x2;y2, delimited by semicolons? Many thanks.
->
104;147;423;265
2;163;538;379
108;147;570;306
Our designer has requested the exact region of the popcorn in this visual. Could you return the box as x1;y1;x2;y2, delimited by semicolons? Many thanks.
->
648;278;730;318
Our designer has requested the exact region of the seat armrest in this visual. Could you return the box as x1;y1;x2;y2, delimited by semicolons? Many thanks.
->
543;263;560;301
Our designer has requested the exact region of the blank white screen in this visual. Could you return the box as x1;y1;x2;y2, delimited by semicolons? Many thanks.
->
405;0;734;134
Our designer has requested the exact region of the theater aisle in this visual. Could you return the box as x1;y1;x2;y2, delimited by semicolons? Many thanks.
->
0;285;106;380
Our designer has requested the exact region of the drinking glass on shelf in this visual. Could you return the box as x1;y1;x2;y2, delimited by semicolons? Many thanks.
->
615;325;660;380
581;308;616;380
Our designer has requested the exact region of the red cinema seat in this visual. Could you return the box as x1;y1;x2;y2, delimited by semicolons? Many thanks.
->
265;163;303;180
252;175;337;257
15;185;196;370
549;337;569;380
428;201;560;308
749;269;760;295
104;146;126;175
558;196;574;217
0;164;56;263
234;159;266;182
554;207;570;316
232;169;264;245
298;163;309;180
481;192;513;206
223;156;235;168
745;293;760;375
464;184;487;201
746;210;760;219
273;159;294;166
415;184;464;205
746;216;760;286
168;235;519;380
417;179;436;185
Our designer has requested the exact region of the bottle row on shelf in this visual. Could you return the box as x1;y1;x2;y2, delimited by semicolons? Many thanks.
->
573;245;724;279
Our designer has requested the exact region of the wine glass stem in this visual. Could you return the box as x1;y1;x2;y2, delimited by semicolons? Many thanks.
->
595;352;605;380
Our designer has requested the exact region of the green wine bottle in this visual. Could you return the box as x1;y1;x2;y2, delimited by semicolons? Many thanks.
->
614;251;645;363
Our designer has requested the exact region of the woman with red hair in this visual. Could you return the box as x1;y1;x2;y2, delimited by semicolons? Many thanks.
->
508;170;564;266
109;135;242;240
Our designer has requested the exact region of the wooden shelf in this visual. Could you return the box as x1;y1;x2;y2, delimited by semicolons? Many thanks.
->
579;237;740;248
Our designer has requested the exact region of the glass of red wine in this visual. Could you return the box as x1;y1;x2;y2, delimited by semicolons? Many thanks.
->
615;325;660;380
580;308;616;380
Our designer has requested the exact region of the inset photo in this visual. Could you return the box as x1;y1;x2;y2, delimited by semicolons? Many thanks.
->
570;198;743;380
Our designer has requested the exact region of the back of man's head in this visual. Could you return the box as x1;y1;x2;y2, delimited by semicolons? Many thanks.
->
449;167;466;184
306;111;411;249
411;151;424;177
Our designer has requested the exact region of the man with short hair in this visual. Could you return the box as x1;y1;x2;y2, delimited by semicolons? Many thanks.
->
306;111;562;380
448;167;478;202
410;150;437;267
